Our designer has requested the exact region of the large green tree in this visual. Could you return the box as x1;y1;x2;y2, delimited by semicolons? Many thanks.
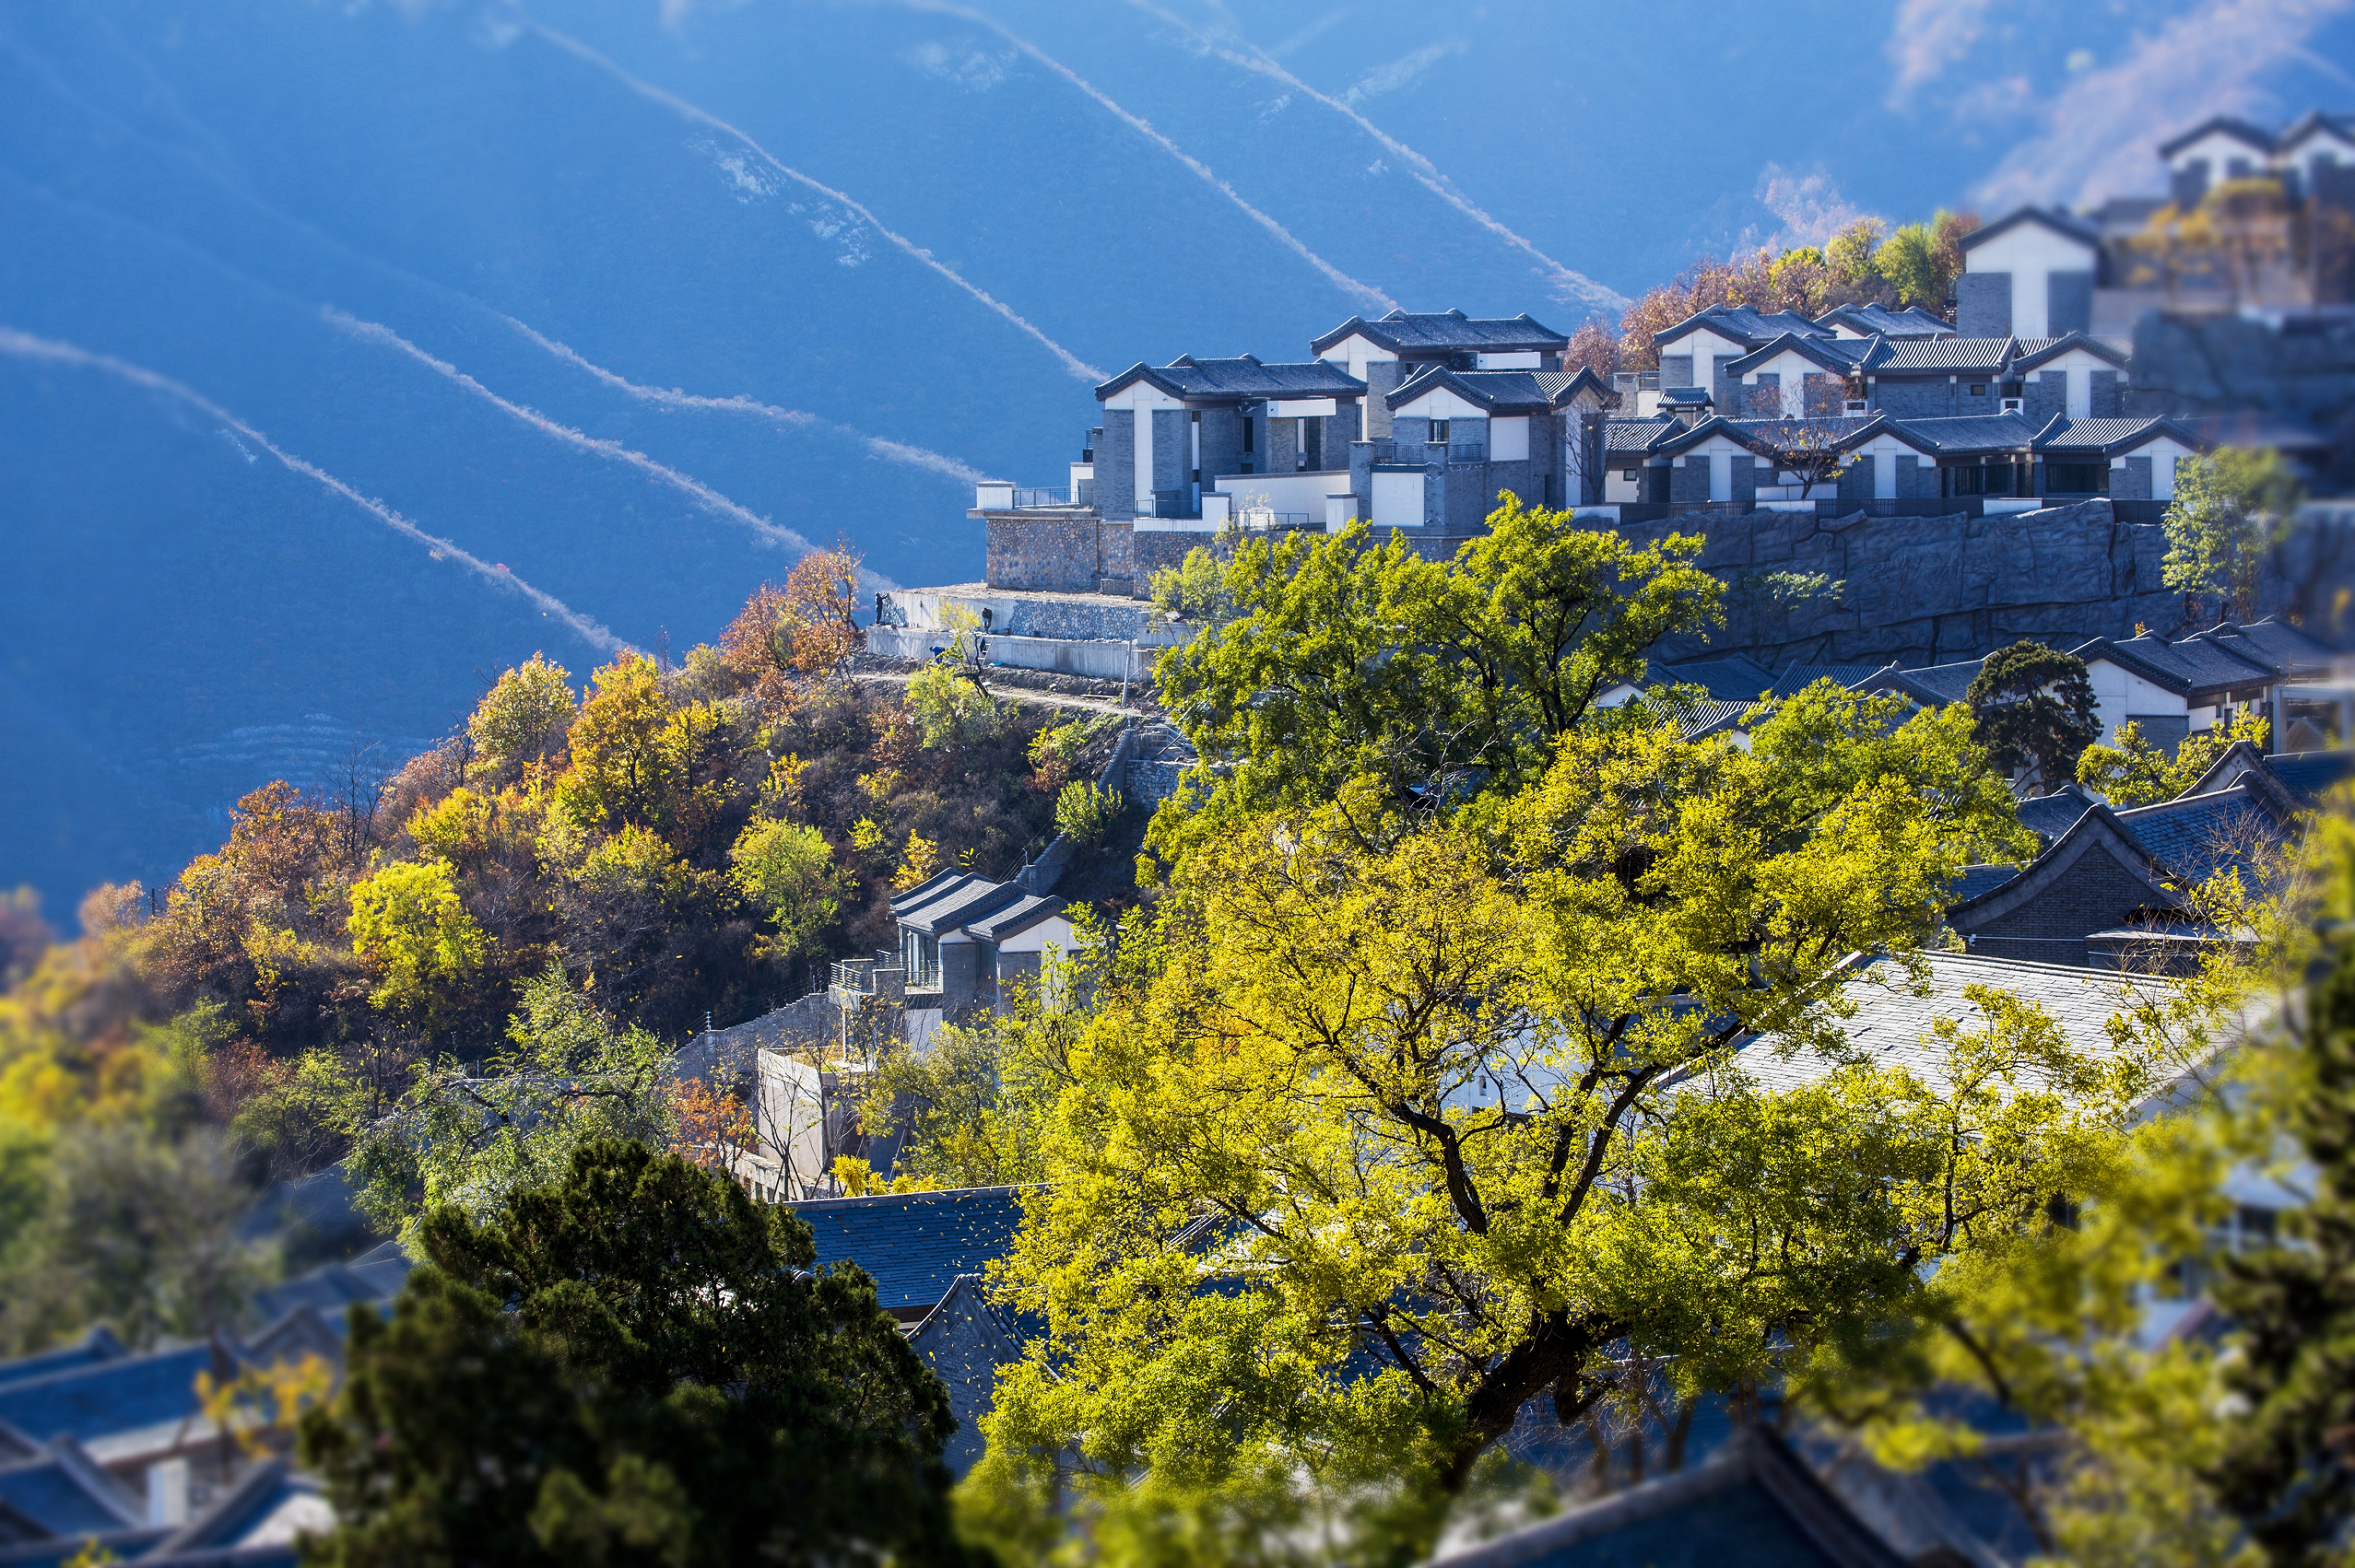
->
1149;501;1721;856
1967;640;2103;794
965;686;2039;1564
302;1140;976;1567
2163;449;2303;625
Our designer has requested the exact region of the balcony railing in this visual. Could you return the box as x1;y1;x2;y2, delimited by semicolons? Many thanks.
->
1364;441;1487;464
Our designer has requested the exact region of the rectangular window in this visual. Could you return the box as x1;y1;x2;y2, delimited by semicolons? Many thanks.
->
1430;419;1451;444
901;929;941;989
1242;417;1254;452
1969;383;1987;396
1622;468;1639;480
2046;461;2109;493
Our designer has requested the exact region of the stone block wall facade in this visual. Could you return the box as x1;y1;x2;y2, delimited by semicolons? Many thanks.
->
1957;853;2167;967
1621;498;2351;669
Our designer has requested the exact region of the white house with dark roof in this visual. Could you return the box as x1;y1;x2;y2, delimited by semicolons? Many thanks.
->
1310;309;1569;441
1816;303;1955;340
889;870;1075;1017
1957;207;2103;339
1376;365;1610;521
1091;355;1367;525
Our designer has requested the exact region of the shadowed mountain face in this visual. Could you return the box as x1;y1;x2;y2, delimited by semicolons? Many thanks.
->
3;0;2350;918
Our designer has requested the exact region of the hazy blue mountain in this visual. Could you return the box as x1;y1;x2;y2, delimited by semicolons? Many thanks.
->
2;0;2348;920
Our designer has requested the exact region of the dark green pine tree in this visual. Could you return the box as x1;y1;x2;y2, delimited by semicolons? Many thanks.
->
2210;922;2355;1565
1965;640;2102;796
300;1140;983;1567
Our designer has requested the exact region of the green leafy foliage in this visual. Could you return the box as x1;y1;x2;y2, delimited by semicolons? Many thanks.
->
2079;711;2271;807
347;967;675;1239
2163;449;2304;623
966;686;2033;1561
728;819;842;962
1148;544;1236;627
1966;640;2102;793
301;1140;976;1567
906;663;999;748
467;654;576;778
1150;499;1721;853
1054;781;1124;850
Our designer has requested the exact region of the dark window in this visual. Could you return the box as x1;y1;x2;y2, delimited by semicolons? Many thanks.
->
1622;467;1639;480
2227;156;2252;179
1969;383;1988;396
1242;417;1254;452
2046;461;2109;493
1946;459;2025;496
2238;1205;2279;1242
1430;419;1451;444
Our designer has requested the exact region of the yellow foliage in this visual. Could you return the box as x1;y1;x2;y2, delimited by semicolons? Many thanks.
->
891;832;942;891
830;1155;940;1196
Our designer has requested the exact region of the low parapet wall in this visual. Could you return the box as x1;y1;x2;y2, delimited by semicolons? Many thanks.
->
868;625;1168;682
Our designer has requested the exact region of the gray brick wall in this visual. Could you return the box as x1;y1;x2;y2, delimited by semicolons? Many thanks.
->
1323;410;1357;467
1959;852;2169;968
1872;377;1960;418
1956;272;2012;337
1731;454;1757;502
1660;354;1694;387
1839;454;1874;500
2047;271;2094;335
1198;407;1245;486
1363;362;1405;438
1442;462;1485;531
1100;410;1135;521
1670;456;1710;505
2171;164;2209;207
1804;372;1843;418
2090;369;2122;417
2025;372;2066;424
1350;441;1374;513
1394;415;1431;448
1712;354;1740;416
1743;374;1780;417
1894;454;1927;498
2120;455;2152;499
1151;409;1186;494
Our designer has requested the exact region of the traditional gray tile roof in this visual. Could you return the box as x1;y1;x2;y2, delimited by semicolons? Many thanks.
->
1648;304;1829;351
146;1458;326;1558
1604;417;1675;453
785;1186;1027;1317
1886;413;2042;453
1425;1424;1909;1568
897;877;1026;939
0;1345;221;1449
2279;110;2355;149
1653;414;1885;460
2268;752;2355;804
0;1441;142;1537
1866;337;2016;372
2157;115;2279;159
1724;332;1870;377
1957;206;2101;252
1096;355;1365;403
965;892;1068;944
2016;785;2100;843
1310;309;1566;356
1731;951;2163;1099
2194;617;2336;678
2068;637;2194;696
2115;777;2291;891
1888;658;1984;706
1654;656;1778;703
907;1275;1024;1478
1386;366;1586;413
2137;635;2276;696
2011;332;2130;372
250;1247;410;1325
0;1332;126;1394
2033;417;2192;455
1817;304;1955;339
1768;663;1900;700
1948;864;2025;903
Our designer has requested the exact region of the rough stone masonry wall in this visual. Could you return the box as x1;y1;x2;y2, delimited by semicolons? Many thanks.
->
2126;309;2355;488
1619;499;2355;669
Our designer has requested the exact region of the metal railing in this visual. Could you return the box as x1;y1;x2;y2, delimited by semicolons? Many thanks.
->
1234;509;1314;530
1012;485;1079;508
1444;442;1488;463
1141;492;1197;519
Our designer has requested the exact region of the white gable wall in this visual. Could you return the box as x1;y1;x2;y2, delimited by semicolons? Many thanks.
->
2028;347;2117;418
1391;386;1488;421
1102;381;1184;513
2083;658;2189;746
1965;225;2100;339
1657;324;1750;386
2167;128;2273;179
1739;350;1839;418
2109;435;2195;499
1318;332;1397;383
1854;433;1936;498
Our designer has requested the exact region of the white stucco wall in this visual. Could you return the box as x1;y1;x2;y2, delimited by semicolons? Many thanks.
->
2084;658;2190;745
2167;128;2272;179
1372;469;1426;527
1965;223;2100;339
1475;351;1543;369
1490;415;1530;460
1392;386;1488;420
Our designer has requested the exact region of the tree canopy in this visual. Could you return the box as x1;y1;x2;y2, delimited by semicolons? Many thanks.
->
966;681;2039;1562
1967;640;2102;794
303;1140;976;1567
1149;501;1721;855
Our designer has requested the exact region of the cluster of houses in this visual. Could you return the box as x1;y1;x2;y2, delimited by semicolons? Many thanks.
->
953;114;2348;597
